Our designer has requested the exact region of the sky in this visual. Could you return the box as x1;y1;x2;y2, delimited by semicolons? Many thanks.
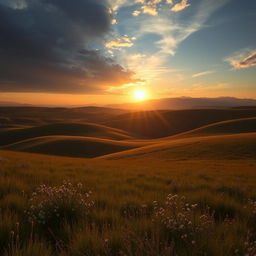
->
0;0;255;106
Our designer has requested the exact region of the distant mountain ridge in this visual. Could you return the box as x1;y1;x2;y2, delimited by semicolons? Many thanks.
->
1;97;256;109
108;97;256;110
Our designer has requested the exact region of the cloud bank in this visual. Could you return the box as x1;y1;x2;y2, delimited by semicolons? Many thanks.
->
0;0;136;93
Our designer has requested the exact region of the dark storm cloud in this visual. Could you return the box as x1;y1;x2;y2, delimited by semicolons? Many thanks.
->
0;0;136;93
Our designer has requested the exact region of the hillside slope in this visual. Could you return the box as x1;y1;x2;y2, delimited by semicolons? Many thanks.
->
3;136;145;158
98;133;256;160
167;117;256;139
0;122;134;146
105;109;256;138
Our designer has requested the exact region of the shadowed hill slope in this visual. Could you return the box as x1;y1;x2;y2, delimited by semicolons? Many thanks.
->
105;109;256;138
0;122;134;146
98;133;256;160
3;136;145;158
167;117;256;139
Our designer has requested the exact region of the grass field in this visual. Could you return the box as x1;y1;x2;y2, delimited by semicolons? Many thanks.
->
0;107;256;255
0;150;256;256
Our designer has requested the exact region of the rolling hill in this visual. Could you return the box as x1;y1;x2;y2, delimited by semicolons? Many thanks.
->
0;107;255;159
105;109;256;138
168;117;256;139
0;122;134;146
2;136;146;158
98;133;256;161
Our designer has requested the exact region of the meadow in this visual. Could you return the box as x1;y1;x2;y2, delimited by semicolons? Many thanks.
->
0;107;256;255
0;152;256;256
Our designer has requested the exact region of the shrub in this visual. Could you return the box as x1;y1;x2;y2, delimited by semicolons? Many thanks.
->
26;181;94;228
153;194;214;254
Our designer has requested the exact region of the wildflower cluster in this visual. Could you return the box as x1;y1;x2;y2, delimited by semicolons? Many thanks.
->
26;181;94;226
153;194;214;246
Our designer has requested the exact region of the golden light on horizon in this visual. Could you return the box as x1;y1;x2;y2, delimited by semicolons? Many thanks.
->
133;89;148;101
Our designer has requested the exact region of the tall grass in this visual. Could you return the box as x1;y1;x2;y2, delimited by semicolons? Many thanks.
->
0;151;256;255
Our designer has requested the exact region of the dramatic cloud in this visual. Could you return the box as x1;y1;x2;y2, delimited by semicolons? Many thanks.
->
0;0;136;93
192;70;216;78
226;50;256;69
110;0;230;91
171;0;190;12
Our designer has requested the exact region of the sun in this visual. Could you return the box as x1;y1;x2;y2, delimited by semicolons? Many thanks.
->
133;89;148;101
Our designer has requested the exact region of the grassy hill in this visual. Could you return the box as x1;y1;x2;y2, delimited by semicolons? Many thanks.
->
105;109;256;138
168;117;256;139
99;133;256;160
1;115;255;159
0;122;134;146
0;106;256;255
2;136;146;158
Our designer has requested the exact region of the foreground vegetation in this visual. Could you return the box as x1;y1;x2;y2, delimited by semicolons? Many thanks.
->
0;150;256;255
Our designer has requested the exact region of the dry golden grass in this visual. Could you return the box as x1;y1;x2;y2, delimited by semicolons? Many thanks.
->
0;150;256;255
0;108;255;255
